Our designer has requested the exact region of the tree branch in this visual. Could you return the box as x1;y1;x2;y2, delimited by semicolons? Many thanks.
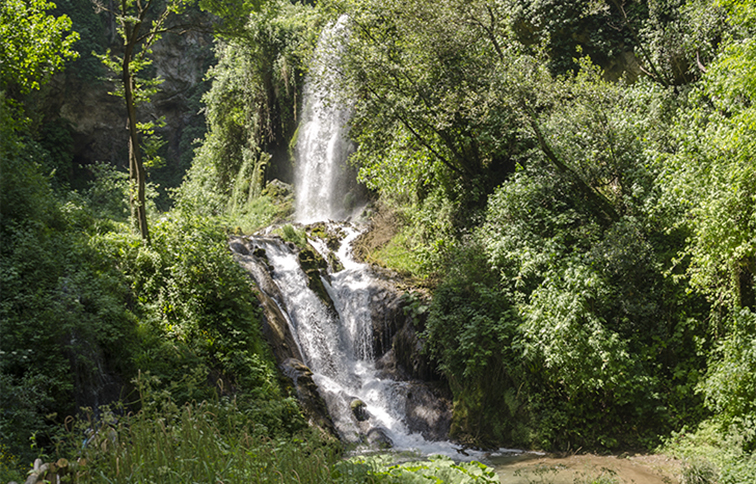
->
520;99;619;226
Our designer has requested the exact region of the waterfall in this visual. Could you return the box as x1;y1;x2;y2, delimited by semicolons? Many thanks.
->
232;16;486;458
294;15;357;224
234;227;471;457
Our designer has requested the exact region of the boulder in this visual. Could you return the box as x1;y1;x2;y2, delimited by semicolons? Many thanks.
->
366;427;393;449
350;399;369;422
281;358;337;438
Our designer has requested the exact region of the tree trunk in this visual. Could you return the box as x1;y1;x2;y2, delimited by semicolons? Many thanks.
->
737;256;755;311
123;45;150;243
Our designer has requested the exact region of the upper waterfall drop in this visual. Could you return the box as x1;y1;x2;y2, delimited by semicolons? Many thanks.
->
294;15;359;224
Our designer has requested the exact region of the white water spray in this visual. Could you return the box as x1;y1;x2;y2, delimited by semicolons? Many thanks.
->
294;15;356;224
246;227;478;457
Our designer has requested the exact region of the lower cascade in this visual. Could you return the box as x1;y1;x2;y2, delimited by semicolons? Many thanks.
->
230;223;469;457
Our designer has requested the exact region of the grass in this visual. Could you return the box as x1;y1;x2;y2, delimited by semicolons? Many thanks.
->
21;388;499;484
368;230;425;278
46;398;341;483
660;419;756;484
225;194;294;234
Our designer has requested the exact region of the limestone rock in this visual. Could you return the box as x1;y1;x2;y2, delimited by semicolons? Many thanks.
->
281;358;337;438
366;427;393;449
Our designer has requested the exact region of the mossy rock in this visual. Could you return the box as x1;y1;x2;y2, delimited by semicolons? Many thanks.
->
307;222;345;252
351;399;369;422
298;246;336;312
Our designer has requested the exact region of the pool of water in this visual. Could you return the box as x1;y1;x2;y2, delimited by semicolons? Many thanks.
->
490;452;680;484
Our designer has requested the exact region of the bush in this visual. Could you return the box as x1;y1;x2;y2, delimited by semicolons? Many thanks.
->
699;309;756;447
424;240;525;445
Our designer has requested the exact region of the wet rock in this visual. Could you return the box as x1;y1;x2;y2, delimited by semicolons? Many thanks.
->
298;246;337;313
281;358;337;438
374;348;411;381
366;427;393;449
393;322;436;381
232;240;303;367
229;238;249;255
308;222;346;252
403;383;453;441
256;285;303;363
232;239;283;302
369;283;439;381
369;286;403;358
350;399;369;422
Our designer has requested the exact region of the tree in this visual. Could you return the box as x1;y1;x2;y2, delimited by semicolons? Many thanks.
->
0;0;79;94
94;0;267;241
93;0;199;242
661;0;756;312
336;0;527;218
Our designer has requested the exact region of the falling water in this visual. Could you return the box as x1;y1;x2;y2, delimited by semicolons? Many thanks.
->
294;15;357;224
239;227;474;456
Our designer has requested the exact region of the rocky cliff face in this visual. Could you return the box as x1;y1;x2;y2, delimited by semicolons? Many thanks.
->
43;14;215;191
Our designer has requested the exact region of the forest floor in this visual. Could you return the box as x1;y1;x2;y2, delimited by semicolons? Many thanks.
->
491;452;680;484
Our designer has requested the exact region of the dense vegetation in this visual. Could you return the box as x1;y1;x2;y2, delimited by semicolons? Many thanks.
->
2;0;756;483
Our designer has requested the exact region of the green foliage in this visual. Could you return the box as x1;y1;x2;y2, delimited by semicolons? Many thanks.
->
0;106;138;465
177;0;318;228
105;215;290;404
0;0;79;93
659;421;756;484
368;229;425;277
52;0;109;81
8;0;756;470
50;381;335;483
338;0;521;211
681;459;719;484
280;223;308;247
1;84;299;468
474;151;708;448
507;0;626;75
46;389;496;484
200;0;264;35
84;162;130;222
699;310;756;440
424;240;524;444
0;442;24;484
657;1;756;313
338;455;499;484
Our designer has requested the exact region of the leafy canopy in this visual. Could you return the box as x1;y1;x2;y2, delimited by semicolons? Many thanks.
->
0;0;79;92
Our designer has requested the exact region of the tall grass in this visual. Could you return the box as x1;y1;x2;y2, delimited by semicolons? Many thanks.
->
53;395;349;483
45;395;498;484
32;373;497;484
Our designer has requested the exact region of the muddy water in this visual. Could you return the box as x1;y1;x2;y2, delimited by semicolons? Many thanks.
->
491;452;680;484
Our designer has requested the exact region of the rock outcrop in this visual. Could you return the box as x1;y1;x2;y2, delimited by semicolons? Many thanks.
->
43;20;214;179
230;228;453;445
230;236;337;439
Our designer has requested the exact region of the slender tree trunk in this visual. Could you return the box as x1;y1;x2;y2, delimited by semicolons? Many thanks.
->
123;42;150;242
737;256;755;310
